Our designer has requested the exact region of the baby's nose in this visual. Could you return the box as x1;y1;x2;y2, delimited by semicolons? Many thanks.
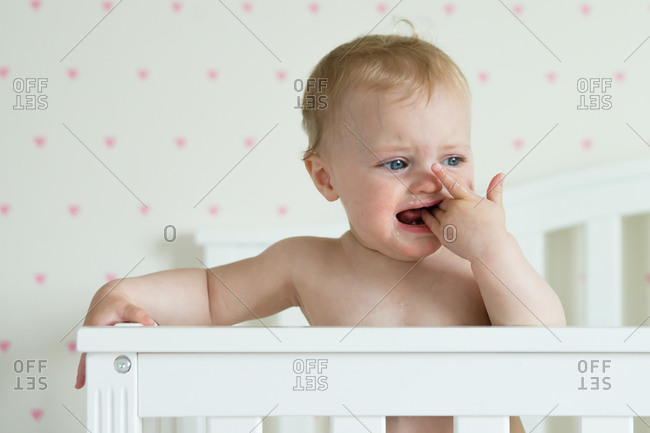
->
410;166;444;193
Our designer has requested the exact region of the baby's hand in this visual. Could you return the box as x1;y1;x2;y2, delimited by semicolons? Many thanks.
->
421;162;509;262
75;288;156;389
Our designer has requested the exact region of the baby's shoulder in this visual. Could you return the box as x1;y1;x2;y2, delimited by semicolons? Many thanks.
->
265;235;342;261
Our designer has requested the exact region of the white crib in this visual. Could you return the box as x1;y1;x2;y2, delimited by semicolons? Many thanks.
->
78;159;650;433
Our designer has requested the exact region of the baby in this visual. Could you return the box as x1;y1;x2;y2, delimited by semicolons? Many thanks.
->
75;22;565;433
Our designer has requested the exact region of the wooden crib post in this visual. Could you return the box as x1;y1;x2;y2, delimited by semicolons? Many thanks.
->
86;352;141;433
454;416;509;433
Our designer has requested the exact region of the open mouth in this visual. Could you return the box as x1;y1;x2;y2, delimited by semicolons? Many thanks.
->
396;204;438;226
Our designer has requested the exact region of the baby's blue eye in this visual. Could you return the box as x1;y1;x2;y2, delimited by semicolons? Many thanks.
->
443;156;463;166
382;159;407;170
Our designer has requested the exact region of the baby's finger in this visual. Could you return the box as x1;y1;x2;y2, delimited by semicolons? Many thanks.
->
431;163;471;200
75;353;86;389
121;303;156;326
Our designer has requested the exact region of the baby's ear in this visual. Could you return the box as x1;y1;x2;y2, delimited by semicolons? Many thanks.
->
304;155;339;202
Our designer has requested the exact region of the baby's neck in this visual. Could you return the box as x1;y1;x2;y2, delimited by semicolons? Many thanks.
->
339;230;428;270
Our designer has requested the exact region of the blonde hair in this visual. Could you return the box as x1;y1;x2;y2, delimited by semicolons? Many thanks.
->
301;19;470;160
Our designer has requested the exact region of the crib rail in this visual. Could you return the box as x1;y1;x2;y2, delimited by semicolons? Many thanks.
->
77;326;650;433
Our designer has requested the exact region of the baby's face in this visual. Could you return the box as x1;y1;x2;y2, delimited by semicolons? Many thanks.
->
326;84;474;261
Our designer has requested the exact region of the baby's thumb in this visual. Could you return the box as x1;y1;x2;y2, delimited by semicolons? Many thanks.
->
486;173;505;206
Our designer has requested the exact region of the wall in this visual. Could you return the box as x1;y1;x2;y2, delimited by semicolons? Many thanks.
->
1;0;649;431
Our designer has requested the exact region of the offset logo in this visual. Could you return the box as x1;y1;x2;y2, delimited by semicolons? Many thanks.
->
577;359;611;391
577;78;612;110
292;358;328;391
294;78;328;110
13;78;48;110
13;359;48;391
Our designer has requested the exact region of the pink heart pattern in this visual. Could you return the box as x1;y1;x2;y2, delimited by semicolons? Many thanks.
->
140;205;150;215
105;136;116;147
67;68;78;79
444;3;455;15
513;4;523;15
105;272;117;282
207;69;218;80
67;341;76;352
580;4;591;15
277;205;288;216
0;340;10;353
0;67;8;78
175;137;186;148
208;205;220;216
276;70;287;81
30;0;41;10
546;71;557;83
581;138;593;150
138;69;149;80
0;204;10;215
35;273;46;284
308;2;320;14
102;1;113;11
69;205;80;216
31;409;43;421
513;138;524;149
244;137;255;148
34;136;46;148
478;71;489;83
242;2;252;12
376;3;387;14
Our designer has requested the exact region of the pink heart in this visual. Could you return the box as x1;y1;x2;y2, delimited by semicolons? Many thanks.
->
0;340;10;353
614;71;625;82
105;272;117;281
580;4;591;15
138;69;149;80
207;69;218;80
0;204;10;215
308;2;320;14
140;205;150;215
513;4;523;15
546;71;557;82
276;70;287;81
67;68;78;79
376;3;387;13
242;2;252;12
208;205;220;215
31;409;43;421
277;205;288;216
172;1;182;12
35;273;46;284
513;138;524;149
244;137;255;148
175;137;186;148
0;67;8;78
102;1;113;11
68;205;80;216
581;138;593;150
30;0;41;10
34;136;46;148
105;136;116;147
443;3;455;14
67;341;76;352
478;71;489;82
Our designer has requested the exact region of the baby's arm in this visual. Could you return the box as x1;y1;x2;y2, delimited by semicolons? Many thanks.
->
75;238;299;388
422;163;565;327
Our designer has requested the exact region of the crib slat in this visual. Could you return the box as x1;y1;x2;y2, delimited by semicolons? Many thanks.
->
329;416;385;433
579;416;633;432
454;416;509;433
584;216;623;325
176;417;206;433
206;417;263;433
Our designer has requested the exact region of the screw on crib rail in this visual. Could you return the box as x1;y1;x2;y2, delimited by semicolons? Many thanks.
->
114;355;131;373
